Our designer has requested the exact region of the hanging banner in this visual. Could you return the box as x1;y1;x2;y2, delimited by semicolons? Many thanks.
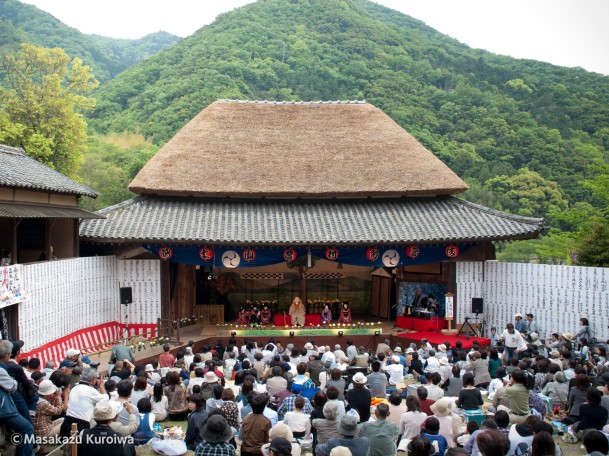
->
0;264;28;309
144;243;476;268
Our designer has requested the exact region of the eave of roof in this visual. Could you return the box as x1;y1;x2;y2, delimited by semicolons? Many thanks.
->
79;196;545;246
0;144;97;198
0;202;104;219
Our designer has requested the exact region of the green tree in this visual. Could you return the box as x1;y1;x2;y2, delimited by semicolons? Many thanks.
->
0;43;98;176
485;168;568;218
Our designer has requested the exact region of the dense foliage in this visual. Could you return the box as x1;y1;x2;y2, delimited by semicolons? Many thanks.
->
0;0;180;81
83;0;609;263
0;44;98;176
3;0;609;264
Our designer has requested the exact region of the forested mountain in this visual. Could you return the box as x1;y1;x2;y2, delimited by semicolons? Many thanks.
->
2;0;609;262
88;0;609;212
0;0;180;81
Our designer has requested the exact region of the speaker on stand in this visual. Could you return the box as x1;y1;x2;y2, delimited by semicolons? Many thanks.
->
471;298;484;314
119;287;133;340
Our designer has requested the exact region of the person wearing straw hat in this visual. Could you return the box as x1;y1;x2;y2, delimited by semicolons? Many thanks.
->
315;415;370;456
429;398;460;449
261;423;301;456
33;379;65;438
78;401;136;456
346;372;371;422
194;414;235;456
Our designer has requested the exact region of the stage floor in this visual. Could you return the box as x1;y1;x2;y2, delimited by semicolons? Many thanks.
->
396;331;490;349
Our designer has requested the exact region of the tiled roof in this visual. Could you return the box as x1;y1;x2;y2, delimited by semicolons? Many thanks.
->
0;144;97;197
0;203;103;219
80;196;545;245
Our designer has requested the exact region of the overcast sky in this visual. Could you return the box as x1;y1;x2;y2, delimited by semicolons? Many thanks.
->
21;0;609;75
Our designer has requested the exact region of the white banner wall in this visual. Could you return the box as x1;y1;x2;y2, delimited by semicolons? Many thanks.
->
117;260;162;325
457;261;609;341
21;257;118;351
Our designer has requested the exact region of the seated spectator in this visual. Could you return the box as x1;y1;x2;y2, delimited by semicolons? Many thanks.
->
283;396;311;439
366;361;388;398
240;393;273;456
346;372;371;423
206;384;225;413
416;386;435;416
78;402;136;456
195;415;235;456
421;416;448;456
464;419;497;456
445;365;463;398
424;373;444;401
399;395;427;440
312;401;341;446
405;436;434;456
386;392;406;428
429;398;460;449
487;367;506;401
324;369;346;401
129;375;151;406
455;373;483;411
325;386;346;420
267;366;288;397
507;415;540;456
185;393;208;451
33;380;64;438
582;429;609;456
383;356;404;386
134;398;156;444
315;415;370;456
150;382;168;422
261;423;301;456
165;371;189;420
573;389;608;437
476;430;509;456
360;403;399;456
220;387;241;431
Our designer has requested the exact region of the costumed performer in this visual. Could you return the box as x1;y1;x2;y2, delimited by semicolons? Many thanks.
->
260;305;272;325
321;303;332;324
289;297;306;327
236;305;250;325
338;302;352;323
250;305;262;325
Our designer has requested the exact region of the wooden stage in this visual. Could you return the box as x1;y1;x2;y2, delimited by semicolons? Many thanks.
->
84;316;480;373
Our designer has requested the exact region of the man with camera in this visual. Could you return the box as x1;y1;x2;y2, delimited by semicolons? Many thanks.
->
60;367;107;437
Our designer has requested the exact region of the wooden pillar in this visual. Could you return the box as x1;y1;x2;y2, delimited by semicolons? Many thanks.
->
170;264;196;320
160;261;171;321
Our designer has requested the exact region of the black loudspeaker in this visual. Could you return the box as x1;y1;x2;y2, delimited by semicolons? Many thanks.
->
120;287;132;305
471;298;484;314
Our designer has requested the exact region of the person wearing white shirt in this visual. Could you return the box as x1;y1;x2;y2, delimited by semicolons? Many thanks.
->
487;367;506;401
399;396;428;440
60;368;107;437
500;323;527;365
384;356;405;385
424;351;440;373
184;347;195;370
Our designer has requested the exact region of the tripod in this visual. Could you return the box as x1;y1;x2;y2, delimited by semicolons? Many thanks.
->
457;314;479;337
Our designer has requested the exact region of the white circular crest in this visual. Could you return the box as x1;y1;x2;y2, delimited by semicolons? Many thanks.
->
382;249;400;267
221;250;241;268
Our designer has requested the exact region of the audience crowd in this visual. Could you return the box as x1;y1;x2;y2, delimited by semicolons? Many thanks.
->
1;314;609;456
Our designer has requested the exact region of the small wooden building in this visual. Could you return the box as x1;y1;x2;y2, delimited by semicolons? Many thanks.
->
0;143;101;337
80;101;544;322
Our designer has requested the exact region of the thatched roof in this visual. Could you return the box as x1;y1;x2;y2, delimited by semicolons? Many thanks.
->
129;100;468;198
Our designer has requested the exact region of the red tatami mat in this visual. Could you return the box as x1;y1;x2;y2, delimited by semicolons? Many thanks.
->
396;331;490;349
